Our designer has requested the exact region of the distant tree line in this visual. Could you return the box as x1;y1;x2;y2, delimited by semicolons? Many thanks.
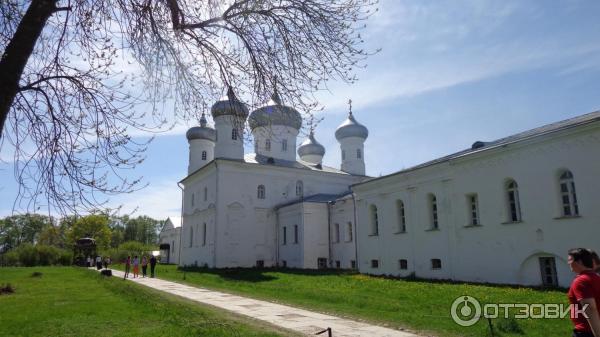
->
0;213;164;266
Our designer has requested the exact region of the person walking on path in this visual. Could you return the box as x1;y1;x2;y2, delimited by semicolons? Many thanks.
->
132;255;140;278
150;255;157;278
96;255;102;270
141;256;148;278
567;248;600;337
124;256;131;279
86;256;92;268
104;256;111;269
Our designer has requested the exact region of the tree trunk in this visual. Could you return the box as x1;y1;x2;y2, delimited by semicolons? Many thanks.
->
0;0;58;138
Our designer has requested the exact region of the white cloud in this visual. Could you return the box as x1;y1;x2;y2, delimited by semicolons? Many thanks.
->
109;177;182;220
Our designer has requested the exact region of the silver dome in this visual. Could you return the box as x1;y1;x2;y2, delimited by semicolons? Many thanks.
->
335;112;368;140
186;113;216;141
298;132;325;157
248;91;302;131
210;87;249;119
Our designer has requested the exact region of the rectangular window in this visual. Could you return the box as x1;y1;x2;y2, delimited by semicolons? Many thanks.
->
334;223;340;243
351;260;356;269
335;260;341;269
539;257;558;287
431;259;442;269
202;223;207;246
430;195;439;229
346;222;353;242
256;260;264;268
265;139;271;151
357;148;362;159
397;200;406;232
468;194;479;226
371;259;379;268
317;258;327;269
399;259;408;270
282;139;288;151
294;225;298;244
283;226;287;245
282;260;287;268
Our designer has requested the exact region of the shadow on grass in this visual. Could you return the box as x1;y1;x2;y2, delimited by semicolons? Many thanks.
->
177;265;566;292
178;266;358;283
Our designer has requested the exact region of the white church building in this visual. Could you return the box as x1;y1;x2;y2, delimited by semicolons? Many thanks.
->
165;87;600;288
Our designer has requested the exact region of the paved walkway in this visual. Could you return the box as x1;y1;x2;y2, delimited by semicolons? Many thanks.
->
95;268;420;337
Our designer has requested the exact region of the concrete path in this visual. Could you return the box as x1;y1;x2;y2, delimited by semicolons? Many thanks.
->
96;268;420;337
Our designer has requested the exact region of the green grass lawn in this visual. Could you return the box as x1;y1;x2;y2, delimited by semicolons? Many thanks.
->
0;267;295;337
126;264;572;337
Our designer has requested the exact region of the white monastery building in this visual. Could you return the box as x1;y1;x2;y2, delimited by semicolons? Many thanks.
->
164;87;600;288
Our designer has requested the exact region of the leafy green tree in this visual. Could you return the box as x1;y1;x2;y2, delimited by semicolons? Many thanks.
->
0;213;52;250
123;216;161;245
38;225;66;248
66;214;111;250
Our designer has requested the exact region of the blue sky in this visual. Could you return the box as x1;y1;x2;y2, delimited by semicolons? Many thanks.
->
2;0;600;220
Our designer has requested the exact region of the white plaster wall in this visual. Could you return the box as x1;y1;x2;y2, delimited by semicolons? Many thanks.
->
278;204;304;268
158;228;181;264
354;124;600;287
301;203;330;269
208;161;362;268
330;196;357;269
214;115;245;160
188;139;215;174
252;125;299;161
180;168;217;267
340;137;365;175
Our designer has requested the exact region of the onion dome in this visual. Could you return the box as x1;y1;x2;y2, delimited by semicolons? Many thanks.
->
248;90;302;131
298;131;326;157
335;111;368;141
210;87;249;119
186;113;216;141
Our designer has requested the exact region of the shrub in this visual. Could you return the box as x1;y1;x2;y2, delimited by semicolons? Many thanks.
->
108;241;156;263
0;251;19;266
59;250;72;266
16;243;38;267
31;272;43;277
36;245;61;265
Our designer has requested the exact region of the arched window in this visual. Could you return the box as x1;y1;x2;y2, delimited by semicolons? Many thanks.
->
231;128;238;140
265;139;271;151
189;226;194;247
334;223;340;243
429;194;438;230
396;200;406;232
506;180;521;222
201;151;207;161
559;170;579;216
342;150;346;160
257;185;266;199
202;223;207;246
296;180;303;197
369;205;379;235
357;148;362;159
282;139;288;152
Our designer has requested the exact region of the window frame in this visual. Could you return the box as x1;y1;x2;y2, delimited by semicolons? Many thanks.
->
559;170;579;216
257;185;266;199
